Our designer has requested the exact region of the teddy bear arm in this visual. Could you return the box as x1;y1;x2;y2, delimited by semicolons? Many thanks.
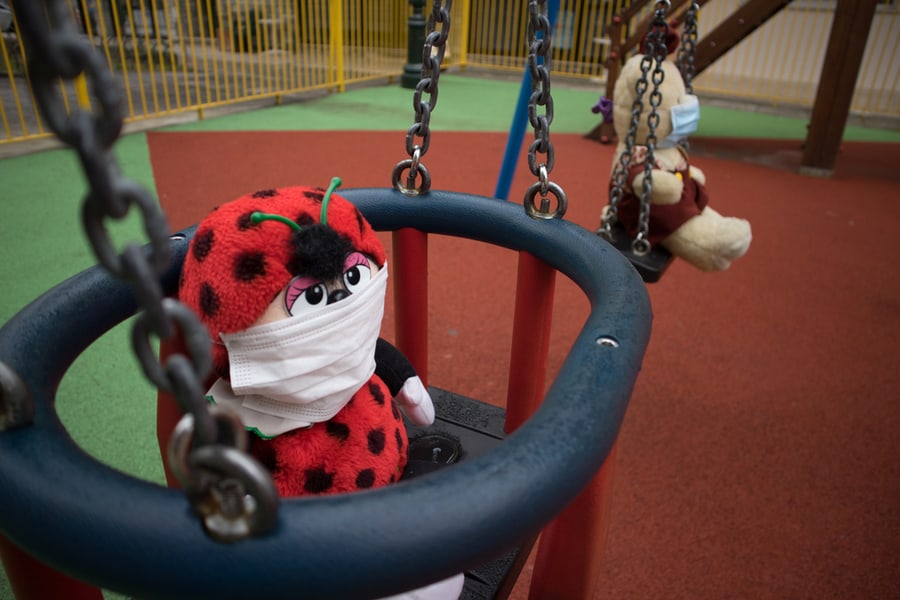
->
632;170;684;206
689;165;706;186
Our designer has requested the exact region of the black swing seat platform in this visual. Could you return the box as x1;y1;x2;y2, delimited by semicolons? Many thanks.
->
403;388;529;599
0;188;651;600
603;221;673;284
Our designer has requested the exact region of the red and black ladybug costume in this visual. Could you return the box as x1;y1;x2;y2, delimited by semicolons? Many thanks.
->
179;183;429;497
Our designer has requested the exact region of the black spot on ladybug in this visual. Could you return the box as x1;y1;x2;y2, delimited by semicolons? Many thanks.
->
355;469;376;489
252;189;277;198
369;381;385;406
391;401;400;420
192;229;215;262
303;190;325;202
296;214;316;227
353;207;367;237
326;421;350;443
304;467;334;493
395;428;404;451
236;211;256;231
368;428;386;455
199;282;220;317
390;474;396;483
234;251;266;282
251;439;279;474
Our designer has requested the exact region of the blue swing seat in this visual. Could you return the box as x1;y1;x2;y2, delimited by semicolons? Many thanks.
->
0;188;651;599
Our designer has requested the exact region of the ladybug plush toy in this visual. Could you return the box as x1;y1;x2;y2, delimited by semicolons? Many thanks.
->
179;178;464;598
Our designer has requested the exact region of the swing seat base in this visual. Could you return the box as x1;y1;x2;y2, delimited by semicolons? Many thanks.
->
603;223;674;284
403;387;532;600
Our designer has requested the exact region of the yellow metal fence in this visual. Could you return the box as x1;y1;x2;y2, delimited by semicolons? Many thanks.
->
1;0;898;146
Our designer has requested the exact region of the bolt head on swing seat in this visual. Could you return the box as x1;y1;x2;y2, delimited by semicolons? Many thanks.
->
604;222;673;284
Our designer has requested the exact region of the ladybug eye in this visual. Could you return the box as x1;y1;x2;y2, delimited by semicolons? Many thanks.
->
284;277;328;316
343;252;373;293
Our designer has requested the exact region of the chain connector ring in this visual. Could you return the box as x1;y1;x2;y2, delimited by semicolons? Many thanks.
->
632;236;652;257
391;158;432;197
168;405;278;542
524;180;567;220
168;405;250;488
188;445;280;543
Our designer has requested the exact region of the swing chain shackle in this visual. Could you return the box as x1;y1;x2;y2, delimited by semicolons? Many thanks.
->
393;0;453;196
524;0;567;219
10;0;278;540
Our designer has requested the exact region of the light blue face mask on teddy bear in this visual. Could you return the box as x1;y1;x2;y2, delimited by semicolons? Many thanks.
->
658;94;700;148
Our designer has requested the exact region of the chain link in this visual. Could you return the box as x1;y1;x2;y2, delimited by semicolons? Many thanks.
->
392;0;453;196
523;0;567;219
676;2;700;95
11;0;278;540
599;1;670;255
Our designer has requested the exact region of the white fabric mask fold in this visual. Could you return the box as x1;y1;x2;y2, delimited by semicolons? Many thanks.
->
215;266;388;436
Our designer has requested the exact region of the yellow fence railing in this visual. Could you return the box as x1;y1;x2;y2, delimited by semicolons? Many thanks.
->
1;0;898;147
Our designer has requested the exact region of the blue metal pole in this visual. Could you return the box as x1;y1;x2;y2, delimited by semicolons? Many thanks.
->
494;0;561;201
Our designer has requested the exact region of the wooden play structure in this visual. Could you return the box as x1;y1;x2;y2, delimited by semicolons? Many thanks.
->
587;0;882;175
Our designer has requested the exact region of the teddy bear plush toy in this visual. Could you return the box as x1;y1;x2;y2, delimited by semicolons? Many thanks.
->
605;31;752;272
178;178;464;600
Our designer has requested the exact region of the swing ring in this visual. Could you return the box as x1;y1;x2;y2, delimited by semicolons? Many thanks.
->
391;158;432;197
188;445;280;543
632;237;652;257
524;180;568;220
167;405;250;488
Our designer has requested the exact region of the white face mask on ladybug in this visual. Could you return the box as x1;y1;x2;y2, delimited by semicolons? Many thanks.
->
216;266;387;436
658;94;700;149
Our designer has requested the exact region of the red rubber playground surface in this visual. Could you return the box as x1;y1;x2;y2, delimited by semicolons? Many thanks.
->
147;129;900;599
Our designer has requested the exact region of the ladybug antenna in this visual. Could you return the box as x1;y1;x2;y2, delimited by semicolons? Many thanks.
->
250;212;301;232
321;176;342;226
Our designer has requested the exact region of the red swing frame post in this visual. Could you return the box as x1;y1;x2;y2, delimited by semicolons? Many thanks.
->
502;252;618;600
0;537;102;600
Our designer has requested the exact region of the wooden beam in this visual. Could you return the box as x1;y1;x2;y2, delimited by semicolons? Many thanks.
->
801;0;878;175
693;0;792;76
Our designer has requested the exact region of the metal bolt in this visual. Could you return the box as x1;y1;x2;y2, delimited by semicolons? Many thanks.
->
596;336;619;348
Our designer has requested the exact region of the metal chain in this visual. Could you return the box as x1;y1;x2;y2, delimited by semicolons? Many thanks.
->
391;0;453;196
523;0;567;220
10;0;278;541
676;2;700;95
599;1;669;256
